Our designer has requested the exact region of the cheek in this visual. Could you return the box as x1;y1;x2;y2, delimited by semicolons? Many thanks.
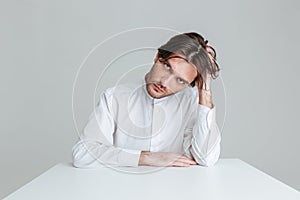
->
148;68;161;79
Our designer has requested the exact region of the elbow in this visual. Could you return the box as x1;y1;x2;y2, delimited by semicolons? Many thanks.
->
72;142;98;168
72;160;92;169
195;156;219;167
73;158;84;168
72;145;87;168
72;152;86;168
190;145;220;167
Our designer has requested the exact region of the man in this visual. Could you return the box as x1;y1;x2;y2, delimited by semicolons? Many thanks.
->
72;32;221;168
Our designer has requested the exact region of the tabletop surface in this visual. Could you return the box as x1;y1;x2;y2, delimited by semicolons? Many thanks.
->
3;159;299;200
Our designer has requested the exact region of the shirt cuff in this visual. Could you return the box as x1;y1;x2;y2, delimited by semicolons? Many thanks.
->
118;148;142;167
198;104;211;115
198;104;217;130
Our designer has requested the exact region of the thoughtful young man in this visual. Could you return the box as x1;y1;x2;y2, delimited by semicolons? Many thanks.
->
72;32;221;168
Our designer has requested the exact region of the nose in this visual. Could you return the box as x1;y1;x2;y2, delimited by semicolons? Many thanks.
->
160;74;173;88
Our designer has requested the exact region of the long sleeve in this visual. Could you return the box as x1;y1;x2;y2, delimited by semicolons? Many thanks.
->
183;104;221;167
72;90;141;168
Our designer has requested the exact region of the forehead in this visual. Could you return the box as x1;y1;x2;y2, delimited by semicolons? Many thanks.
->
167;57;198;82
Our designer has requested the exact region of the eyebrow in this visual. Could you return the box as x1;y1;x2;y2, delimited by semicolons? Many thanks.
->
163;59;191;85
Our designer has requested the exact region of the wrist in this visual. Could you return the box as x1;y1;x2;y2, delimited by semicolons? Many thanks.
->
198;89;213;109
199;102;213;109
138;151;151;166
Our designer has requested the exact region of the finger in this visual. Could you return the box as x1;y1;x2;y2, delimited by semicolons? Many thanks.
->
179;159;197;165
180;155;195;160
186;159;197;165
204;82;207;90
205;74;212;90
166;156;190;166
174;154;196;163
195;79;199;87
171;161;190;167
180;156;198;165
178;157;197;165
195;76;204;89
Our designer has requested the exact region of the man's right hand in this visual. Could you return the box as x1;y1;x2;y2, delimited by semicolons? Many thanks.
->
138;151;197;167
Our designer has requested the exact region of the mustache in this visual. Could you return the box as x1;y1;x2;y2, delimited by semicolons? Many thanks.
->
150;81;165;88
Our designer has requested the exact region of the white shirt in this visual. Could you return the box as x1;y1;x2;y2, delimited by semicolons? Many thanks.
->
72;81;221;167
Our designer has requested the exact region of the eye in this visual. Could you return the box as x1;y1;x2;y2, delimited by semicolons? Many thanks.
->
177;78;186;85
163;63;171;70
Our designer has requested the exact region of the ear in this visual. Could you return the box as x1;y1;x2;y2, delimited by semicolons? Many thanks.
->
154;52;160;62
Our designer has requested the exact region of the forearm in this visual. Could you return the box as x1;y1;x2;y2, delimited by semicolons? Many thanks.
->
190;123;221;166
189;105;221;166
72;139;141;168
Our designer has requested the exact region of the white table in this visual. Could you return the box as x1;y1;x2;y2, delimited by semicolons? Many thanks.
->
3;159;299;200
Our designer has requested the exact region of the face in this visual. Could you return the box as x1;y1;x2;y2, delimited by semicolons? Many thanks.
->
145;53;198;99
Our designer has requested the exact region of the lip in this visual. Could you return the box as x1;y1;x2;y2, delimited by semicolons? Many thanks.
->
153;83;165;93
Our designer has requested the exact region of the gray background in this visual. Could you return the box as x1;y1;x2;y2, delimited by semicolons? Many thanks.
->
1;0;299;198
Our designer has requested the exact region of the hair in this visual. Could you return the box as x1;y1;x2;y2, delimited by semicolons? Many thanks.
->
157;32;220;87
